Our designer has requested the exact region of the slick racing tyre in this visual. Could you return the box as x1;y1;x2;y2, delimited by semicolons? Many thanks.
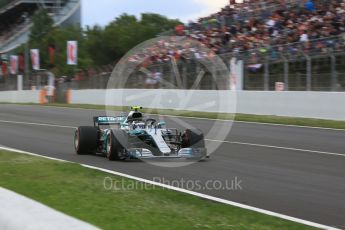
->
107;130;128;161
181;128;205;148
75;126;98;155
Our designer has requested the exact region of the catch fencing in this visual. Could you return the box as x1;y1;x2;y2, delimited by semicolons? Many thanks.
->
1;35;345;92
63;35;345;92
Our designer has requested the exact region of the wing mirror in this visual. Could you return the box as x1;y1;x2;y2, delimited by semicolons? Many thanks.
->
157;122;166;129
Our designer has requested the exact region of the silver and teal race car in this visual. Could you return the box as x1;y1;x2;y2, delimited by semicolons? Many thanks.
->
74;107;207;161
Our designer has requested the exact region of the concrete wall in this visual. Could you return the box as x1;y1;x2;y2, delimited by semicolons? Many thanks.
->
0;90;40;103
1;89;344;121
71;89;345;121
236;91;345;120
71;89;236;114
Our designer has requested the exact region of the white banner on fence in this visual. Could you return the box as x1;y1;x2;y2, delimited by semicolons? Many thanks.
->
275;82;285;91
17;75;23;91
10;55;18;75
230;58;243;91
30;49;40;70
67;41;78;65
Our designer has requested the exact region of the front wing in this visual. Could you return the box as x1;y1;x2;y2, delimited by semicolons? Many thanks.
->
124;147;208;160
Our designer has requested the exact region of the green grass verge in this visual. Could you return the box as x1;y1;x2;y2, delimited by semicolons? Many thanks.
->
0;150;317;230
3;102;345;130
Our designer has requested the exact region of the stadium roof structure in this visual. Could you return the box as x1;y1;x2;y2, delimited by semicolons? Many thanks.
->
0;0;81;53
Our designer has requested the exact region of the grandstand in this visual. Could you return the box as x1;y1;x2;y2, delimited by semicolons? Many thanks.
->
1;0;345;92
0;0;81;53
183;0;344;53
116;0;345;91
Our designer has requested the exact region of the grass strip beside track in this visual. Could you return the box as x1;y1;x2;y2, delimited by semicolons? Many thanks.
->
4;103;345;130
0;150;317;230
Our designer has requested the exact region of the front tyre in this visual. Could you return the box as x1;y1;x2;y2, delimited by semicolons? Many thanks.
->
181;128;205;148
106;130;127;161
75;126;98;155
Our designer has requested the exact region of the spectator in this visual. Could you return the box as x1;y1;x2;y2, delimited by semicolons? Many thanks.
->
300;31;309;42
122;0;345;69
305;0;315;12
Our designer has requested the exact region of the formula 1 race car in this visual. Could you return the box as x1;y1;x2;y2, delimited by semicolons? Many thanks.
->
74;106;207;161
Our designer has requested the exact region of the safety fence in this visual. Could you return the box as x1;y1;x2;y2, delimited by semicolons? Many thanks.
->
63;40;345;91
1;35;345;92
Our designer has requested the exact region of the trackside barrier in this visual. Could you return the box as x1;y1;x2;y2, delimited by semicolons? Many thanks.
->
0;90;40;103
0;89;344;121
70;89;345;121
66;89;72;104
236;91;345;121
39;88;57;104
39;89;47;104
0;89;55;104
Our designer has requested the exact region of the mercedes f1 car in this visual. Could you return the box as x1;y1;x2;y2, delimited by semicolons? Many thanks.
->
74;107;207;161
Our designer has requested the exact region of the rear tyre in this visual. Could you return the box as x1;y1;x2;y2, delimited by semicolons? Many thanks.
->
75;126;98;155
107;130;128;161
181;128;205;148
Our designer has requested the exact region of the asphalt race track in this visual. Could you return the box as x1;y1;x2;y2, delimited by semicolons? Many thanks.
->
1;104;344;228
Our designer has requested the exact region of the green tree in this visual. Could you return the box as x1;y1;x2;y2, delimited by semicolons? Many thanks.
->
41;25;93;76
21;10;182;76
99;13;182;64
29;9;54;43
84;25;113;66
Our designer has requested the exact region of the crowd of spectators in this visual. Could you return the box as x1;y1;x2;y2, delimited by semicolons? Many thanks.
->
0;4;36;47
125;36;215;66
0;13;32;45
124;0;345;68
183;0;345;56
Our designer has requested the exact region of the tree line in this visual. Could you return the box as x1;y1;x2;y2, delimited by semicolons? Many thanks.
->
19;10;181;77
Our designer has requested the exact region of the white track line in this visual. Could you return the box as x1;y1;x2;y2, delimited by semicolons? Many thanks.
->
152;113;345;132
0;119;75;129
0;119;344;157
233;120;345;132
0;146;340;230
150;113;345;132
0;146;68;162
206;139;345;157
2;104;345;131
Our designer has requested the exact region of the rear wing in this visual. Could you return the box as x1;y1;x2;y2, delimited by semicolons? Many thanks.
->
93;116;125;126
